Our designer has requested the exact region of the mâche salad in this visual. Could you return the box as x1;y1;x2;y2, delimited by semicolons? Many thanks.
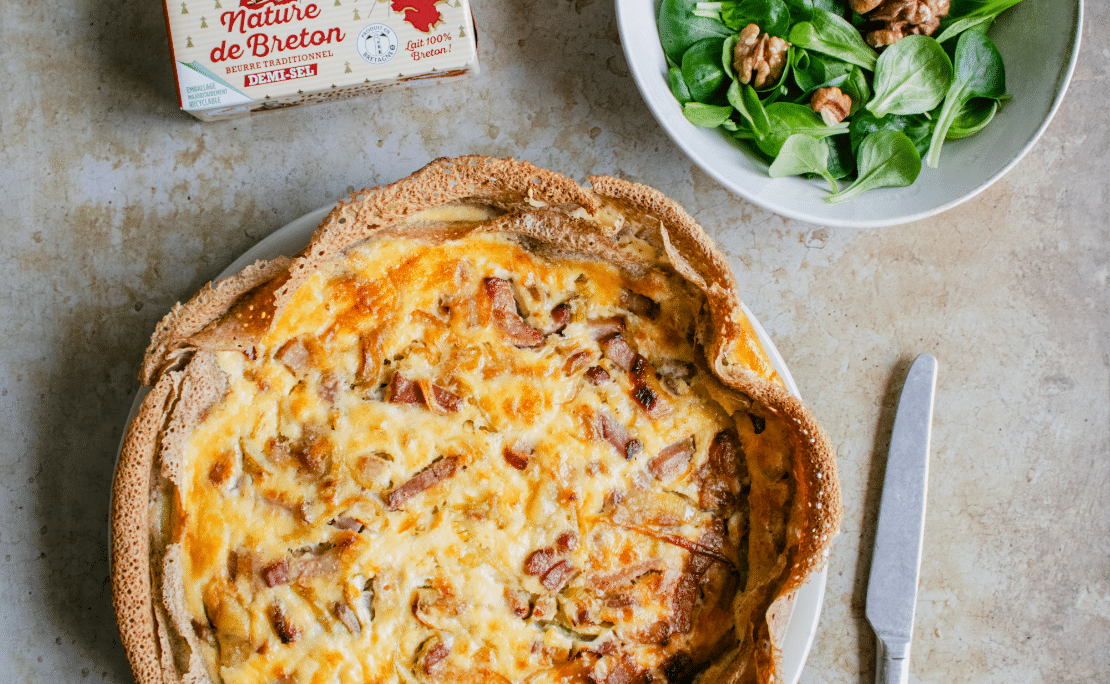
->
658;0;1023;202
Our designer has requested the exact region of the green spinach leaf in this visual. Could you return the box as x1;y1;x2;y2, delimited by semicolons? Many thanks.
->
693;0;791;35
945;97;998;139
789;9;878;71
781;0;842;24
683;102;735;127
768;133;839;192
728;80;772;137
926;29;1007;167
935;15;994;43
755;101;849;158
826;130;922;203
659;0;732;65
839;66;871;115
849;110;932;157
669;66;694;104
825;135;855;179
681;37;729;102
867;35;953;116
947;0;1024;21
791;48;853;94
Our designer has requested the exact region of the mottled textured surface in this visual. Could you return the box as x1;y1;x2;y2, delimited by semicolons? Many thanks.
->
0;0;1106;681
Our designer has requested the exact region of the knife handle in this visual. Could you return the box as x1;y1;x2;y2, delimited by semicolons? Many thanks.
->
874;636;910;684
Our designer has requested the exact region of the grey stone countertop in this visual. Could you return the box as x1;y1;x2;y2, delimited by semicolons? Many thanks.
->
1;0;1107;681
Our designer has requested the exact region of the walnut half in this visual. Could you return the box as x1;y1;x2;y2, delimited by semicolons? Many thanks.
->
810;87;852;125
733;24;789;90
861;0;951;47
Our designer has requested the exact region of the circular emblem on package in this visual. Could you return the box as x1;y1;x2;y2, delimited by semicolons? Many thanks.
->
356;24;399;65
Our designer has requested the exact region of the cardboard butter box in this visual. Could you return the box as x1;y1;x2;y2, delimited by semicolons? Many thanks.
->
164;0;479;120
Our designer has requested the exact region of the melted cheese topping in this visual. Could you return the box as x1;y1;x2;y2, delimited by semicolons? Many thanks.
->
178;233;768;684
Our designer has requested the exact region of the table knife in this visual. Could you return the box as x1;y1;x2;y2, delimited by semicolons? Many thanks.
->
866;353;938;684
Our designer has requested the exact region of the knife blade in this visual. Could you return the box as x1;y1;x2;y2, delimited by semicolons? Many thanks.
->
866;353;938;684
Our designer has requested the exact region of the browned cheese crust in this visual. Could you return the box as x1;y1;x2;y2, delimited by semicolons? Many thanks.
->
112;156;841;684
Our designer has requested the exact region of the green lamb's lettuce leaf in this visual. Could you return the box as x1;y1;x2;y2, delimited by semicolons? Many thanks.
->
727;79;771;137
944;97;999;139
668;66;694;104
781;0;843;24
755;101;849;158
849;110;932;158
659;0;731;65
768;133;839;192
683;102;735;127
681;37;729;102
693;0;792;36
935;15;994;43
926;29;1007;167
789;9;878;71
827;130;922;203
867;35;953;117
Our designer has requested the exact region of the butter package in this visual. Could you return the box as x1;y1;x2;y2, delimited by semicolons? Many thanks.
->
164;0;479;120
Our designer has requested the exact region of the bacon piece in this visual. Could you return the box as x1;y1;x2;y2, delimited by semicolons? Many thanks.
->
599;334;636;371
540;559;576;591
388;372;424;404
503;444;531;471
330;515;363;532
649;437;695;482
294;545;342;580
556;531;579;552
597;412;642;460
669;525;725;635
431;385;463;413
390;373;462;413
631;383;663;416
333;601;362;636
319;373;341;404
524;547;557;576
422;641;450;675
605;656;650;684
274;337;311;374
563;350;593;375
261;559;289;587
270;603;300;644
484;277;544;348
293;434;330;476
583;559;664;592
587;316;626;339
621;290;661;319
386;457;459;511
504;587;532;618
698;430;744;513
633;619;671;645
550;301;572;333
585;366;610;385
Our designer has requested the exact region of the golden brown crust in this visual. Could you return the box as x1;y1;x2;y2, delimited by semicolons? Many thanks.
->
111;372;179;684
118;156;840;684
141;258;292;385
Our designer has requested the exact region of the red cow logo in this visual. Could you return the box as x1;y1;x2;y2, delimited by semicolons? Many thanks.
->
391;0;448;32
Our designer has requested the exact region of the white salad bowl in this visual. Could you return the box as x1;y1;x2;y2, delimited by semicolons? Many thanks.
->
616;0;1083;227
